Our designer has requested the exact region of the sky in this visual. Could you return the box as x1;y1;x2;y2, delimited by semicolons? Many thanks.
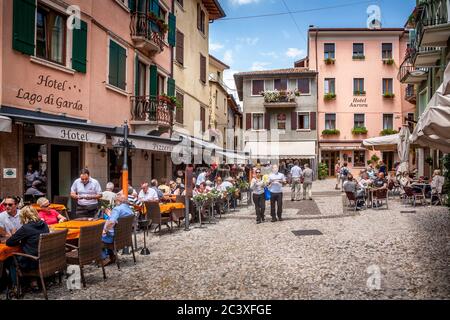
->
209;0;417;99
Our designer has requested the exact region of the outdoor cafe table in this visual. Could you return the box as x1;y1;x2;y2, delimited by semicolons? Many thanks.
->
411;183;431;205
0;243;21;275
49;220;105;240
159;202;185;213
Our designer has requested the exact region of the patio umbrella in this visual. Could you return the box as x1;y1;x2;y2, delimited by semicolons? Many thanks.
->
362;134;400;151
397;125;411;174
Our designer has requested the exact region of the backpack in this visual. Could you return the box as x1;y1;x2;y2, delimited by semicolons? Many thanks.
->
340;167;349;178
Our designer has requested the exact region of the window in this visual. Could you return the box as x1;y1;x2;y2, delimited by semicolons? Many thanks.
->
297;78;310;94
288;79;297;90
353;78;365;94
324;43;335;59
277;114;286;130
197;3;205;34
157;73;165;95
274;79;287;91
354;114;365;128
176;0;184;7
325;114;336;130
108;40;127;90
383;114;393;130
252;113;264;130
137;60;147;96
382;43;393;59
407;113;414;133
382;78;393;94
298;113;310;130
252;80;264;96
200;54;206;83
175;30;184;65
324;78;335;94
36;4;67;64
353;43;364;57
175;92;184;124
215;90;218;108
354;150;366;167
224;98;227;115
200;106;206;132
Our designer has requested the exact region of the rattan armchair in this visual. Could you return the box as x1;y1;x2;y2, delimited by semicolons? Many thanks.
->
103;215;136;269
146;201;172;234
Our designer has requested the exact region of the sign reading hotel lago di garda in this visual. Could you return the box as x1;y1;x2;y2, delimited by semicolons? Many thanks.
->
349;97;368;108
35;125;107;144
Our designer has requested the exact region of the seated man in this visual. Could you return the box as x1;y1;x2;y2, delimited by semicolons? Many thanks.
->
372;172;387;189
343;174;365;210
101;195;134;265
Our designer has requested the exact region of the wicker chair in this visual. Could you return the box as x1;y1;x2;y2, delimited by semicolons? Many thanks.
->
12;229;68;300
146;201;172;234
372;189;389;209
52;196;70;221
174;196;186;227
345;191;361;211
103;215;136;270
403;186;425;207
65;223;106;287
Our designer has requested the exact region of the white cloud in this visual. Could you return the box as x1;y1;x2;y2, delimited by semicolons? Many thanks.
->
237;37;260;46
223;50;234;65
286;48;305;58
230;0;260;5
251;61;271;71
260;51;279;59
210;42;224;52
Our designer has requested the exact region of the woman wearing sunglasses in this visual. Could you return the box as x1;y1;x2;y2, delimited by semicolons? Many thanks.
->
251;169;266;224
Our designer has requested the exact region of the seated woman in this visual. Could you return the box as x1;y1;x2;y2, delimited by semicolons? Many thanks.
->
36;197;66;225
430;169;445;204
6;206;50;291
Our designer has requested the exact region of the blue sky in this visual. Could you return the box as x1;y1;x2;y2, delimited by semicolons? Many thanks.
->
209;0;416;95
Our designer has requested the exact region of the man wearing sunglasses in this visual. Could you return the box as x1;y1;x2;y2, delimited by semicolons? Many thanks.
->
0;196;22;235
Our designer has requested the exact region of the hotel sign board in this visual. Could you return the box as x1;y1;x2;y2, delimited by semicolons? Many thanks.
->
35;125;107;144
111;136;174;153
349;97;368;108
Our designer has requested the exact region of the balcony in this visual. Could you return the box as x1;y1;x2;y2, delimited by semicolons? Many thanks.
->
405;84;416;104
416;0;450;47
130;13;165;56
414;47;442;67
261;90;298;108
130;95;173;134
398;58;428;84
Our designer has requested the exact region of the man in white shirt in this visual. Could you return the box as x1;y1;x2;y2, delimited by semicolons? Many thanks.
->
290;160;302;201
196;170;207;186
268;165;286;222
138;182;159;202
70;168;102;218
102;182;117;205
0;196;22;235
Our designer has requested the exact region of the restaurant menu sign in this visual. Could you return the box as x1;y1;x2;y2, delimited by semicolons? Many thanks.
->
35;125;107;144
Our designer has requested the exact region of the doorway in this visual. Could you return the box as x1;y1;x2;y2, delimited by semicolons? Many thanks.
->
321;151;339;176
382;151;394;171
108;149;132;192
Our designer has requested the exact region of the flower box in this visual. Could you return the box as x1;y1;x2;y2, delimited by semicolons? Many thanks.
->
352;127;368;135
383;93;395;99
324;93;336;101
354;90;366;96
322;129;340;136
352;55;365;60
324;58;335;65
380;129;398;136
383;58;395;65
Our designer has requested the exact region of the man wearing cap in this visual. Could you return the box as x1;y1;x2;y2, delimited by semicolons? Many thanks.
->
70;168;102;218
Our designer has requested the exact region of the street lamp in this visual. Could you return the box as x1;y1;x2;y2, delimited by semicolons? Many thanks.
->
113;120;136;197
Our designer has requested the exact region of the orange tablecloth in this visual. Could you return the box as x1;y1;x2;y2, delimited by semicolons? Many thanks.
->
159;202;185;213
49;227;81;240
53;220;105;229
32;203;67;212
0;243;21;262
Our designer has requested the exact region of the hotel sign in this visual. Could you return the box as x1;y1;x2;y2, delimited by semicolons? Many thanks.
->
111;136;174;153
349;97;368;108
35;125;107;144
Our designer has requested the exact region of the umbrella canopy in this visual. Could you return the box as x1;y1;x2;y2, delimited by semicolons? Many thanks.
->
397;125;411;174
362;134;400;151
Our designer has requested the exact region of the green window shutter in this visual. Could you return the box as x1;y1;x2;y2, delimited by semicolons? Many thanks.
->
149;65;158;98
134;55;139;96
168;13;176;47
12;0;36;55
117;45;127;90
72;20;88;73
128;0;136;12
167;78;175;96
150;0;161;32
109;40;118;87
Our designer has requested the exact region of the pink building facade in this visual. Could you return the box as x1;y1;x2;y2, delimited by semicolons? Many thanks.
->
307;28;415;176
0;0;178;200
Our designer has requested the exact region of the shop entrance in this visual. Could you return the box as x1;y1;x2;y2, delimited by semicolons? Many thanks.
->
108;150;132;192
321;151;339;176
382;151;395;171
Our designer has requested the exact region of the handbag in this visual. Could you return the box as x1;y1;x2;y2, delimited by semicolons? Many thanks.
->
264;187;271;201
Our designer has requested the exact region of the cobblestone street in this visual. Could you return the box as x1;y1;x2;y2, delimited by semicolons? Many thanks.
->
20;179;450;300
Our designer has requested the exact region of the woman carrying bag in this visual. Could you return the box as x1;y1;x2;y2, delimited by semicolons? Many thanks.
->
251;169;266;224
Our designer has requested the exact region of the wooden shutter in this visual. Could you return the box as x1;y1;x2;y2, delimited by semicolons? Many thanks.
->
176;31;184;65
200;54;206;83
72;20;88;73
176;92;184;124
264;113;270;130
128;0;136;12
167;78;175;96
117;44;127;90
134;55;139;96
310;112;316;130
149;65;158;98
200;106;206;132
150;0;160;32
246;113;251;130
108;40;118;87
197;3;201;30
168;13;176;47
291;112;297;130
13;0;36;55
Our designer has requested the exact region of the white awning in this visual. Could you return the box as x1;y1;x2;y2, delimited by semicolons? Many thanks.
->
35;124;107;144
111;136;174;153
362;134;400;151
0;116;12;133
244;141;316;159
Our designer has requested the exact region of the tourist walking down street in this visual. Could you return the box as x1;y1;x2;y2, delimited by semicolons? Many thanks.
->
70;168;102;218
340;162;349;191
268;165;286;222
335;159;341;190
302;164;314;200
251;169;266;224
290;160;302;201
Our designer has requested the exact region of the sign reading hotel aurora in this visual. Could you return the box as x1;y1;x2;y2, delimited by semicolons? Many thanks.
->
35;125;107;144
349;97;368;108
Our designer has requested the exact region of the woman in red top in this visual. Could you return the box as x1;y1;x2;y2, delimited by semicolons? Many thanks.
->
36;197;66;225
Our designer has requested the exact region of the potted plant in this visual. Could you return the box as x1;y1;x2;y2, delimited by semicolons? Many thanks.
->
318;162;328;180
383;93;395;99
383;58;395;65
442;154;450;209
324;93;336;101
324;58;335;65
352;127;368;135
322;129;340;136
371;154;380;164
352;55;365;60
354;90;366;96
380;129;398;136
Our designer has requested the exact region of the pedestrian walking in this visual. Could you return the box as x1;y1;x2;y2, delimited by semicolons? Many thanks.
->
70;168;102;218
335;159;341;190
268;165;286;222
250;169;266;224
302;164;314;200
340;162;349;191
290;160;302;201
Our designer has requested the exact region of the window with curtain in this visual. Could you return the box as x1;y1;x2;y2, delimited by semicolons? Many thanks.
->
324;78;335;94
274;79;287;91
252;80;264;95
36;5;66;65
252;113;264;130
157;74;165;95
353;78;365;94
277;114;286;130
354;151;366;167
382;78;393;94
383;114;393;130
297;78;310;94
325;114;336;130
324;43;335;59
354;114;365;128
382;43;393;59
353;43;364;57
298;113;310;130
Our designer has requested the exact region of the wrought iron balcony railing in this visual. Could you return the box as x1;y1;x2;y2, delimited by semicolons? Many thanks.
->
130;12;164;52
130;95;173;127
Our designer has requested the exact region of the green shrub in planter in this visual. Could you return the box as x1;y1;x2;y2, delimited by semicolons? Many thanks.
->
318;162;328;180
383;58;395;65
324;58;335;65
383;93;395;99
324;93;336;100
352;127;368;135
322;129;340;135
354;90;366;96
380;129;398;136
